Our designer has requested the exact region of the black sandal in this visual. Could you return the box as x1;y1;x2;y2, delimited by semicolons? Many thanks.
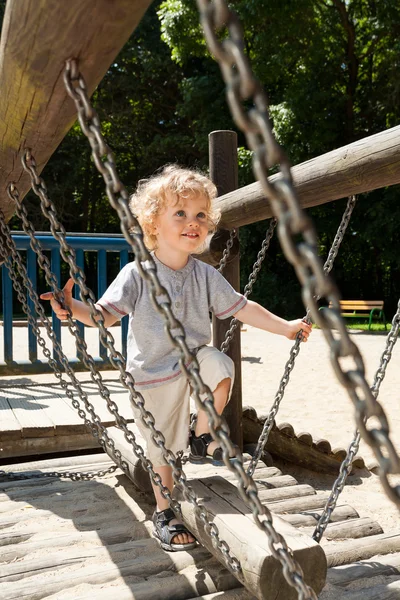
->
189;432;239;466
152;508;197;552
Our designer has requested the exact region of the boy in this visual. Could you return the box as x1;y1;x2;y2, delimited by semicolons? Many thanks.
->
41;165;311;552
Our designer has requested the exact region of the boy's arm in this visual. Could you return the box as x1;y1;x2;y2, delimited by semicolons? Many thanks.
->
40;278;118;328
234;300;311;341
71;299;118;328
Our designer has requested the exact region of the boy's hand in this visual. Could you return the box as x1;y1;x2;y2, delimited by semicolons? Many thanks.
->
40;278;74;321
286;319;312;342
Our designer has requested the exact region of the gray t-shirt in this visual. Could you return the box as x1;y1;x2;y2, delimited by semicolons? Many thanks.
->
97;254;247;389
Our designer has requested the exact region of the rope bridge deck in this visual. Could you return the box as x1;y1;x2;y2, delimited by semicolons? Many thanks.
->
1;452;400;599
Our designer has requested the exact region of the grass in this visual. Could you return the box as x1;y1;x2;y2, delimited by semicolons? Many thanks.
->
313;321;389;333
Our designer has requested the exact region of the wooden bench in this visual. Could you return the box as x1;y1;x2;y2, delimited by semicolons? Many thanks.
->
325;300;387;330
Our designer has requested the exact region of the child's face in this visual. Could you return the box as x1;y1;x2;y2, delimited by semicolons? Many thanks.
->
153;192;210;255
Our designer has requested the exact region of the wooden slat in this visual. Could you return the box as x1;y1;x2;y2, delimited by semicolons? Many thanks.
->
0;396;21;440
267;493;331;514
0;0;153;219
327;551;400;587
282;504;359;527
0;555;234;600
303;517;383;540
0;432;100;459
325;530;400;567
6;393;55;437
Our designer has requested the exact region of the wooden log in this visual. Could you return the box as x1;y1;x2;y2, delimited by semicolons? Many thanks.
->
210;130;243;449
266;493;332;514
242;410;365;473
175;476;327;600
324;530;400;567
0;556;236;600
282;504;358;527
215;126;400;229
105;425;153;492
327;551;400;587
70;585;253;600
256;483;316;503
0;0;153;220
337;580;400;600
0;539;211;583
303;517;383;540
0;450;110;473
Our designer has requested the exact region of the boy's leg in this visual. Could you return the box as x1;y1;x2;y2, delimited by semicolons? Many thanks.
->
190;346;236;462
152;465;195;545
195;376;231;455
132;378;195;548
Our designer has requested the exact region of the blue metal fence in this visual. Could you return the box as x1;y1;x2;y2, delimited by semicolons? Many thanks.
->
0;233;132;375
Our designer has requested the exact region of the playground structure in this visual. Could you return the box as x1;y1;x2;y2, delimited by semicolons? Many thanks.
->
0;1;400;599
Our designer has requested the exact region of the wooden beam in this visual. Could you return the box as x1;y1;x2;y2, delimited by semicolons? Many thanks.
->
175;476;327;600
216;125;400;229
0;0;153;221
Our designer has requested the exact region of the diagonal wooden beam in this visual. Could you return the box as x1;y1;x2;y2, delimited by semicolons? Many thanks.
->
216;125;400;229
0;0;153;221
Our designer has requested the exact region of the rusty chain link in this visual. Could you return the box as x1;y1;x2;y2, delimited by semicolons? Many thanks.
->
247;196;357;477
61;56;320;588
220;218;277;353
217;228;237;273
313;296;400;542
17;145;242;574
0;464;117;482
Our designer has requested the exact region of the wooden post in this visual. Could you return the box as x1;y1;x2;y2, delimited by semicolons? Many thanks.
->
209;130;243;449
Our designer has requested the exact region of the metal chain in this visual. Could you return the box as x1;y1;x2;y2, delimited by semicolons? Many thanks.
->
313;296;400;542
217;228;237;273
0;211;129;478
196;0;400;513
8;175;183;519
220;218;277;353
62;57;312;586
18;148;242;576
247;196;357;478
0;465;117;482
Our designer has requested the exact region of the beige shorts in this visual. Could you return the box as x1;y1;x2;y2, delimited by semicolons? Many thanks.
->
132;345;234;467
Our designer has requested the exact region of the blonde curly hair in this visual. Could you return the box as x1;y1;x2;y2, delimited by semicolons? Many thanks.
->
129;165;220;251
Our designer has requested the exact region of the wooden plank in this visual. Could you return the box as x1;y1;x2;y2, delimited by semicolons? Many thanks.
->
266;493;331;514
325;530;400;567
73;587;253;600
6;392;55;437
0;539;211;583
282;504;359;527
213;126;400;230
0;451;111;473
0;396;21;440
303;517;383;540
256;483;316;503
0;432;100;459
338;580;400;600
176;476;327;600
0;556;238;600
0;0;153;220
327;551;400;587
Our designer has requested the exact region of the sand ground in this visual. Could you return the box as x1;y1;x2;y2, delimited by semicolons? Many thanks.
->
1;323;399;537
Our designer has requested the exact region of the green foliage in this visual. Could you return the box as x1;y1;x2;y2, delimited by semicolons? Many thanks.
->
1;0;399;319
